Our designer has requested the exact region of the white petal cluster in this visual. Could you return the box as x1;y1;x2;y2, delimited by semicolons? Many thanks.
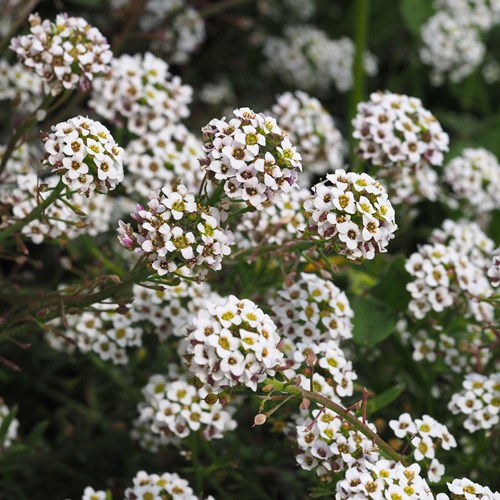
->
435;0;500;30
185;295;283;393
337;460;434;499
10;13;112;95
353;91;449;169
0;60;44;113
133;373;236;450
90;52;192;136
487;248;500;287
233;188;310;249
201;107;302;209
117;184;234;279
437;477;500;499
123;470;199;500
42;115;124;194
0;400;19;449
123;123;204;198
448;372;500;433
263;27;377;94
270;91;344;184
443;148;500;214
270;273;353;343
305;169;397;260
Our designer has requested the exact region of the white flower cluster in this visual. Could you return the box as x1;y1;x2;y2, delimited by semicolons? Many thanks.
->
435;0;500;30
0;60;44;113
443;148;500;214
488;248;500;287
133;372;237;451
406;221;495;322
263;26;377;93
448;372;500;433
293;407;380;476
270;273;353;343
437;477;500;499
136;0;205;65
233;189;310;249
90;52;192;136
124;470;199;500
0;145;113;243
305;169;397;260
258;0;316;21
337;460;434;499
123;123;204;198
185;295;283;393
42;116;124;194
389;413;456;482
270;91;344;184
199;76;234;106
0;400;19;449
201;107;302;209
117;184;234;278
353;91;449;169
10;13;112;95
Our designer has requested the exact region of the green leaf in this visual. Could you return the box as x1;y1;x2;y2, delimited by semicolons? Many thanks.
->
0;405;18;444
351;296;399;345
400;0;433;36
25;420;49;446
366;383;406;414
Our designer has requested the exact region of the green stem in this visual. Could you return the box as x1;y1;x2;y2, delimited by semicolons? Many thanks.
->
79;235;126;277
0;180;65;245
265;378;408;466
348;0;370;171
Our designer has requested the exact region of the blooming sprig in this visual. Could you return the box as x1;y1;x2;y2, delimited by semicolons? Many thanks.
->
0;400;19;449
90;52;192;136
185;295;283;393
352;91;449;168
270;91;344;183
42;115;124;194
448;372;500;433
201;107;302;209
488;248;500;287
10;13;112;95
304;169;397;260
437;477;500;499
117;184;234;279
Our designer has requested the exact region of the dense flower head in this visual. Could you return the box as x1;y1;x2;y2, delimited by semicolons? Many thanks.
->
488;248;500;287
448;372;500;433
117;184;234;279
437;477;500;499
353;91;449;168
42;115;124;195
233;188;310;249
90;52;192;136
443;148;500;213
435;0;500;31
0;400;19;449
133;371;237;451
123;470;199;500
201;107;302;209
10;13;112;95
123;123;204;198
305;169;397;260
185;295;283;393
263;26;377;93
270;273;353;344
270;90;344;184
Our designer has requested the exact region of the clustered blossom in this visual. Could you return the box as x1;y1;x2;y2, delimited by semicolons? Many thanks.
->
201;107;302;209
443;148;500;214
263;26;377;94
488;248;500;287
0;399;19;449
435;0;500;30
42;115;124;194
233;188;310;249
437;477;500;499
406;220;495;322
389;413;456;483
270;273;353;344
90;52;192;136
185;295;283;393
133;372;237;451
0;60;44;113
305;169;397;260
353;91;449;169
123;123;204;198
270;91;344;184
10;13;112;95
448;372;500;433
117;184;234;278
